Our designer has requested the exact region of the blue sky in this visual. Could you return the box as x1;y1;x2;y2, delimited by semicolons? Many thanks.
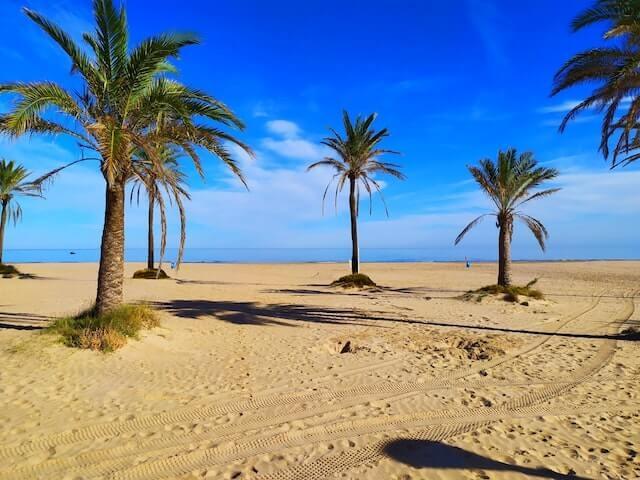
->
0;0;638;260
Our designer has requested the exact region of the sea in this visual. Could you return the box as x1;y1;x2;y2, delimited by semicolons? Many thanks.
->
3;248;448;264
2;248;634;264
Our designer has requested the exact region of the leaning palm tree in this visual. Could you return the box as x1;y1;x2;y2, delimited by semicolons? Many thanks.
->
454;149;559;286
0;0;250;314
0;160;43;264
308;111;405;275
130;145;190;274
552;0;640;167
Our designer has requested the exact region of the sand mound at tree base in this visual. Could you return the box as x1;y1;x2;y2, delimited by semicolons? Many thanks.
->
331;273;377;288
0;264;21;278
132;268;170;279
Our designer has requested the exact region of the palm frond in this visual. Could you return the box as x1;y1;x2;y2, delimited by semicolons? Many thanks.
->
454;213;494;245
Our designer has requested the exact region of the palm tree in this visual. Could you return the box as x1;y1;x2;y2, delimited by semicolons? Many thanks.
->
0;159;49;264
454;149;559;286
0;0;251;314
308;111;405;274
552;0;640;167
130;145;189;272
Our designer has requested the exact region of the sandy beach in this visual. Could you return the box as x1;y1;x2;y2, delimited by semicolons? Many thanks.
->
0;261;638;479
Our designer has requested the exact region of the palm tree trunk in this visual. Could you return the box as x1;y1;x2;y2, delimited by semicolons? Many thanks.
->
147;187;155;270
0;199;8;265
95;179;126;316
349;176;359;274
497;220;512;287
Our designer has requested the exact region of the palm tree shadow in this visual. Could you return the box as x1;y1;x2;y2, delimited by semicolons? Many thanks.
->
151;299;380;327
382;439;589;479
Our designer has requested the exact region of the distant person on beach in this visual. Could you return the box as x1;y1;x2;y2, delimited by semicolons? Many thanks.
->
465;257;471;269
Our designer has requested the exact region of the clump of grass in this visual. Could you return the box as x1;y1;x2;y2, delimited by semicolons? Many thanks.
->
331;273;377;288
47;304;159;352
471;278;543;303
0;263;20;278
132;268;169;279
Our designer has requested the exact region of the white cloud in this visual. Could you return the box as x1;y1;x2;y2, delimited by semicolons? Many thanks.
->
539;96;633;114
261;138;327;162
538;100;582;114
260;119;329;162
265;120;301;139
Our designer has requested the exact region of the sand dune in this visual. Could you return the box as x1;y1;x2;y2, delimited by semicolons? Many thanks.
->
0;261;638;479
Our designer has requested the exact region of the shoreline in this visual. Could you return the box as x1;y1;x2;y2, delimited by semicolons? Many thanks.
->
6;258;640;265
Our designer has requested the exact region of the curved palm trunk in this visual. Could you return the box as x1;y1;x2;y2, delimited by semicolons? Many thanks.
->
497;220;512;287
147;187;155;270
349;176;359;274
0;199;8;264
95;179;126;316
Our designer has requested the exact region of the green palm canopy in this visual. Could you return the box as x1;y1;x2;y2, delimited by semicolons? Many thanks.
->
0;159;57;264
308;111;405;274
0;0;252;314
553;0;640;167
130;145;190;272
454;148;559;286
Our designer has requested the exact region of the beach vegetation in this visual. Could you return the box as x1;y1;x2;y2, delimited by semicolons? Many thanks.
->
454;149;559;287
47;304;159;352
132;267;170;279
308;111;405;276
0;159;59;265
130;145;189;275
331;273;377;288
553;0;640;167
0;0;251;315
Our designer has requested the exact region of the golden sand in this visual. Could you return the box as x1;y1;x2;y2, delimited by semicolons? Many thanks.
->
0;261;638;479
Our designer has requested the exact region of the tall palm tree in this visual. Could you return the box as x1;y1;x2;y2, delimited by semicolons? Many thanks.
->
454;149;559;286
0;0;251;314
552;0;640;167
130;145;189;272
308;111;405;274
0;159;53;264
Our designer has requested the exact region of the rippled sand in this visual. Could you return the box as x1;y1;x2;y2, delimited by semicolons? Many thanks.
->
0;261;638;479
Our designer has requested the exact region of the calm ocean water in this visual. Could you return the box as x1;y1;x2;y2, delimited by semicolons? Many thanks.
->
5;248;456;264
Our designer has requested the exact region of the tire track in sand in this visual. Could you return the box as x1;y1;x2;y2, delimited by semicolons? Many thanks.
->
97;299;634;480
0;293;607;478
249;294;636;480
89;294;632;480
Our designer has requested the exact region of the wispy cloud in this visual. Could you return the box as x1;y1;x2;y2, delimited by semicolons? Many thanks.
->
466;0;507;67
261;119;329;162
538;100;582;114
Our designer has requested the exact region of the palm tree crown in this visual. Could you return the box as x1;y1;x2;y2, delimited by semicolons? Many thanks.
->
0;0;250;184
455;149;560;251
308;111;405;275
130;145;190;269
0;0;252;314
0;159;55;264
0;159;43;225
552;0;640;167
308;111;405;215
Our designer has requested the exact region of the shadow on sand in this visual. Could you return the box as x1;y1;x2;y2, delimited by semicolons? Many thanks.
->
0;311;52;330
151;299;639;341
382;439;589;479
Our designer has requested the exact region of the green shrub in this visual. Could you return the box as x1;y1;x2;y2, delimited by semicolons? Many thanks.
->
331;273;377;288
133;268;169;279
47;304;159;352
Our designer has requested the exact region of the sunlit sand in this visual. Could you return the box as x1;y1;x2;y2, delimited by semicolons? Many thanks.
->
0;261;638;479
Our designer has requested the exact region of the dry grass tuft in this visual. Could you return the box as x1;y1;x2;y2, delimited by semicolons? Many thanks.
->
0;263;21;278
467;278;544;303
331;273;377;288
47;304;159;352
133;268;170;279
